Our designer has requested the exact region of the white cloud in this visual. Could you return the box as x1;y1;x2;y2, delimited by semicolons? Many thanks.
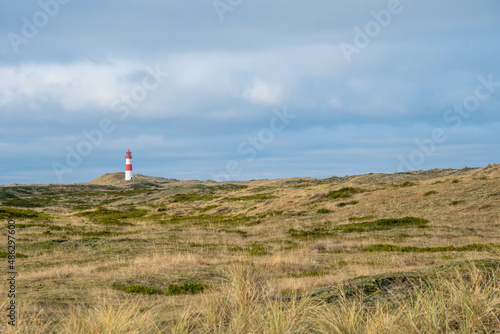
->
242;77;284;105
329;95;342;109
0;44;346;123
0;60;144;112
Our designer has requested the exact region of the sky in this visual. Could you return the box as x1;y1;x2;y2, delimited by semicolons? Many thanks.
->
0;0;499;184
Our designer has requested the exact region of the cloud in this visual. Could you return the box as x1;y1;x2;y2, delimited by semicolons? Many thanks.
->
242;77;284;105
329;95;342;109
0;61;139;112
0;44;343;120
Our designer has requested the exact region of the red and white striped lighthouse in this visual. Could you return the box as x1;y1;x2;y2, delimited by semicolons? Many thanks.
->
125;149;133;181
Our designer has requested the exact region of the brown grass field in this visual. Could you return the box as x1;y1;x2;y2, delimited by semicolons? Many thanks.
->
1;164;499;333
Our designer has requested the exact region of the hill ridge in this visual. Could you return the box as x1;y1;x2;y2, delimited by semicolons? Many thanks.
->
86;164;499;187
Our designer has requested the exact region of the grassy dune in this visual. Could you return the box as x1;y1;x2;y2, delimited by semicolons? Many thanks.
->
0;165;499;333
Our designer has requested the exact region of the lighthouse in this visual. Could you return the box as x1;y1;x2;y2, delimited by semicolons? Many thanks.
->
125;149;133;181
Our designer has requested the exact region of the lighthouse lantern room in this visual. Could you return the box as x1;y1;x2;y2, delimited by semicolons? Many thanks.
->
125;149;133;181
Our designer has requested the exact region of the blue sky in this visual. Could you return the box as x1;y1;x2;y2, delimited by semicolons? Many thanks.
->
0;0;499;184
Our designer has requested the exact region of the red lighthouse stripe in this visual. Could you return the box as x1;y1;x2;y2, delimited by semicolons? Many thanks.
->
126;165;132;171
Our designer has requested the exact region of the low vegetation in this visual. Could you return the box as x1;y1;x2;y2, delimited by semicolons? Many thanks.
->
336;200;358;207
325;187;365;199
170;192;219;203
165;282;207;295
0;251;28;258
199;204;220;213
229;242;269;256
75;206;147;225
288;226;333;240
360;243;497;253
112;283;162;295
0;165;498;332
224;193;278;201
389;181;416;187
336;216;429;233
112;281;207;296
0;206;52;220
348;215;375;221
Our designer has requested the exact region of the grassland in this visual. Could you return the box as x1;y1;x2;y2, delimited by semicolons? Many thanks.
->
0;165;499;333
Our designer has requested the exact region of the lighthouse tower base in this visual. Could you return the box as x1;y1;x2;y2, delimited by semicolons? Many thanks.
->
125;171;133;181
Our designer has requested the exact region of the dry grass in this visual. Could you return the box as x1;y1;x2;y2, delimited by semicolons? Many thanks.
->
0;164;499;332
156;259;500;333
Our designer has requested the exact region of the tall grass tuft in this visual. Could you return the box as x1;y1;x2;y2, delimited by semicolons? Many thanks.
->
3;260;498;333
170;260;500;333
310;261;500;333
57;299;162;334
0;302;55;334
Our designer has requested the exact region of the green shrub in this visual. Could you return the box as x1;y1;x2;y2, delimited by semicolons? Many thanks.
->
219;229;248;237
317;208;332;214
336;216;429;233
199;205;219;213
5;223;47;229
424;191;438;196
288;227;332;240
390;181;416;187
229;243;269;255
336;200;358;207
0;251;28;258
348;215;375;222
170;192;219;203
450;200;465;206
165;282;207;296
0;188;59;207
290;269;327;278
0;207;52;220
153;213;253;226
112;283;161;295
188;243;216;251
361;243;497;253
452;179;459;183
287;210;308;216
248;243;268;256
325;187;364;200
0;197;56;208
282;240;301;250
228;246;245;252
213;184;248;191
79;231;113;237
224;193;277;201
245;220;262;226
75;207;147;225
